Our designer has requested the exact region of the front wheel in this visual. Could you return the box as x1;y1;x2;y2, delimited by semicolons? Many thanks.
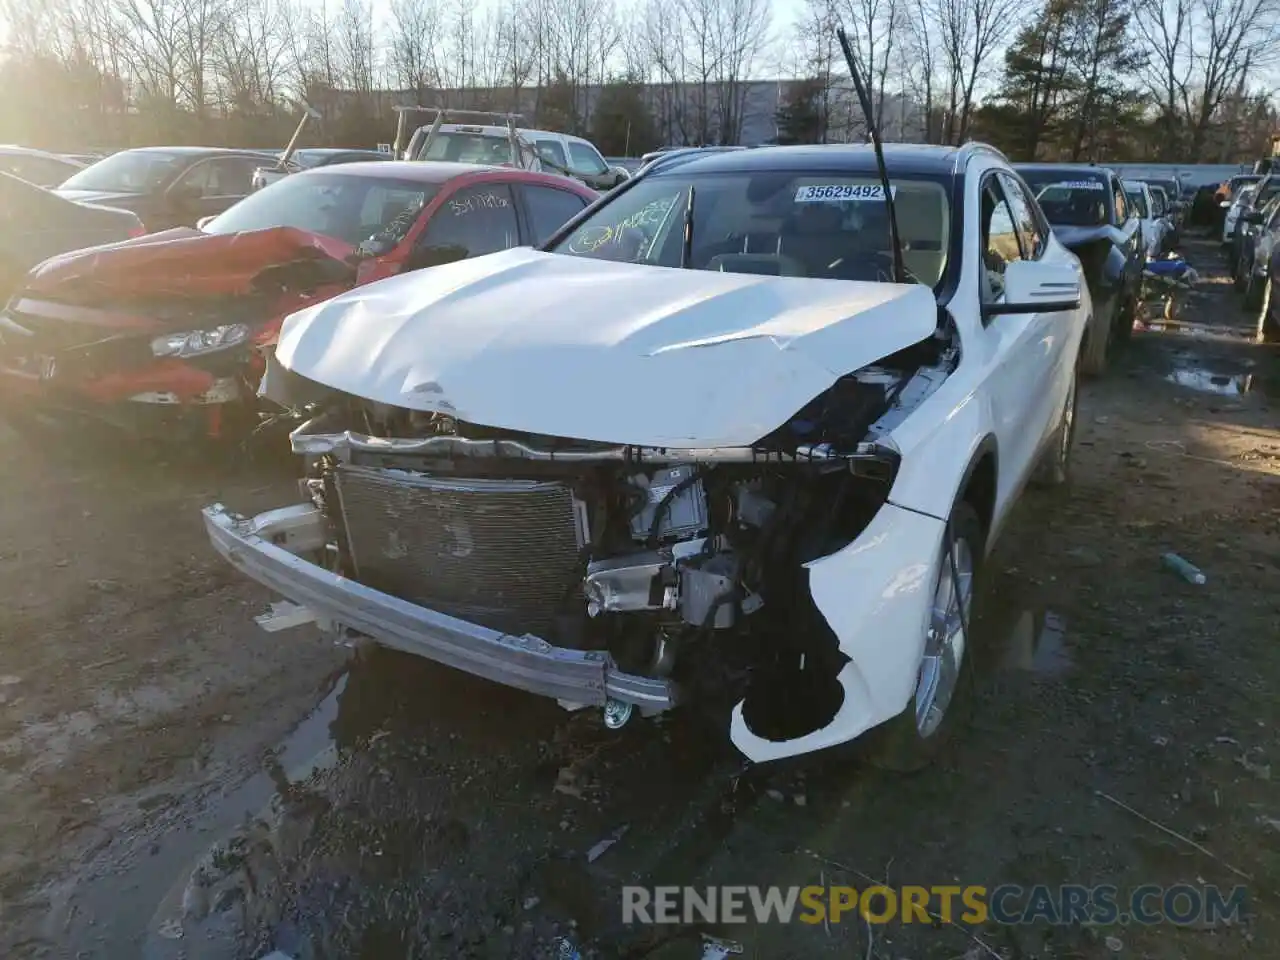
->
1259;276;1280;343
1244;270;1265;310
865;501;982;773
1080;309;1110;378
1034;362;1078;487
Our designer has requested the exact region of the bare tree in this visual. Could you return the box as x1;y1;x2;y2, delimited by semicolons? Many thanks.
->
335;0;377;95
711;0;772;142
387;0;442;101
934;0;1025;142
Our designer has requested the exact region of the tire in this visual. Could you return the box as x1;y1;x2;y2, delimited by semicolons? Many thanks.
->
1259;276;1280;344
865;501;983;773
1244;270;1262;309
1114;292;1136;343
1033;361;1078;488
1233;254;1248;291
1080;309;1109;378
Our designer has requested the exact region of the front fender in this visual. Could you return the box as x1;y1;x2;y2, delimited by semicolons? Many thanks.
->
881;377;994;524
727;502;947;762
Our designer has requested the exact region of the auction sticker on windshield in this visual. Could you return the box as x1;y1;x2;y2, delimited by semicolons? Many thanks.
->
794;184;898;202
1052;180;1106;191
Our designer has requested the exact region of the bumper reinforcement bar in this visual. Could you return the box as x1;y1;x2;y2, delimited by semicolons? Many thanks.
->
202;502;677;712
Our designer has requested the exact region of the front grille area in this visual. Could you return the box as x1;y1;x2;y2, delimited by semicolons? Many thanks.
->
3;304;152;373
333;464;585;631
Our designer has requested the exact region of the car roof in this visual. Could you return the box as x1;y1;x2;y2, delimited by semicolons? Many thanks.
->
0;145;83;163
291;160;596;191
646;143;971;177
118;146;278;158
1015;163;1113;177
295;148;385;157
295;160;501;182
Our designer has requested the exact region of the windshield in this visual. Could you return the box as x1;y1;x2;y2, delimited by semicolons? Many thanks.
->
1020;172;1110;226
420;132;515;165
202;173;437;247
548;171;951;287
1230;177;1261;197
1148;188;1167;215
1234;186;1257;208
1252;185;1280;208
1124;188;1149;218
60;150;186;193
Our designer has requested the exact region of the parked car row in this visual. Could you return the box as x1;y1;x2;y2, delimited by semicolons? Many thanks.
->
1217;170;1280;340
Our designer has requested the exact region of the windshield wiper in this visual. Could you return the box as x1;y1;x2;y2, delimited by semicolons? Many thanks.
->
680;185;696;269
836;26;906;285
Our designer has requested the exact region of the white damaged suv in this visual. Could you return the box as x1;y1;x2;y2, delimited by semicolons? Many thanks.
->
204;143;1090;768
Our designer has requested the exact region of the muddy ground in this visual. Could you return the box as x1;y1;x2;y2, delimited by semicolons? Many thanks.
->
0;238;1276;960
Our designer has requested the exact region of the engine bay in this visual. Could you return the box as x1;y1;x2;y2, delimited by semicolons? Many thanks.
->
286;327;959;742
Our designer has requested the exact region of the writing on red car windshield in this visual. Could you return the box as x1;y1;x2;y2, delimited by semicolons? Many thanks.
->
202;173;437;247
448;192;510;216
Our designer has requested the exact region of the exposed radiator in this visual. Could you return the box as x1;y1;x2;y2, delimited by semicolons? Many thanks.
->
332;464;585;630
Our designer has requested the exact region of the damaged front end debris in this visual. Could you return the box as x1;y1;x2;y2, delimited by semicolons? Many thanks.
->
206;329;958;757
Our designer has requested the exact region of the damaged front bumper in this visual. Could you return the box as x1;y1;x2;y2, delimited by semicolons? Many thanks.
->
202;502;678;713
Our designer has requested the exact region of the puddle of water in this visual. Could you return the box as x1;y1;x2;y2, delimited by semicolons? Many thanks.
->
998;609;1074;678
1165;368;1254;395
56;674;347;960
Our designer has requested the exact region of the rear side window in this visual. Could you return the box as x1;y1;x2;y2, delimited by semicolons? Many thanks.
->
524;185;588;244
535;140;568;171
413;184;519;268
0;154;77;188
568;142;608;176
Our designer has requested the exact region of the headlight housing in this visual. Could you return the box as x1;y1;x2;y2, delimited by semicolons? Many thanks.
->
151;324;250;359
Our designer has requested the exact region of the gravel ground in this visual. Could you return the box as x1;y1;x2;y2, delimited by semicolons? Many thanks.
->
0;239;1275;960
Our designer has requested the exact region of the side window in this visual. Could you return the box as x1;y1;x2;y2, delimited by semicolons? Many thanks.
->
523;185;589;244
980;176;1022;305
1112;180;1128;223
998;172;1046;260
1;155;74;187
535;139;568;172
412;184;519;269
568;142;608;176
176;158;256;197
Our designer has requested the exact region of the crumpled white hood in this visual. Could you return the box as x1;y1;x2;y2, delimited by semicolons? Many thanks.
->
274;247;939;448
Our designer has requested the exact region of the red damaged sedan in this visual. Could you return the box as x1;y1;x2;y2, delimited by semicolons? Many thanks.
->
0;161;597;440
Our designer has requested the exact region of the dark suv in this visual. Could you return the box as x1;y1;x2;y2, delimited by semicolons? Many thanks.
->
1014;164;1144;375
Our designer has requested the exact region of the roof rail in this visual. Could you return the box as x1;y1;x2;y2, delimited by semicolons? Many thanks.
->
956;140;1009;162
395;106;584;181
392;105;526;160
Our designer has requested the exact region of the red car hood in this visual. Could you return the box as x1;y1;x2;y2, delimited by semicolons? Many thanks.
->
23;227;356;302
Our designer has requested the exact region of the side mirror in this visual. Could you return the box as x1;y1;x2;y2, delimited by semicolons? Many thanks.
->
1242;210;1266;225
985;259;1082;317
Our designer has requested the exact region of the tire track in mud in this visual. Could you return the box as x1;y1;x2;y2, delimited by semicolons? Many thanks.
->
71;645;789;960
